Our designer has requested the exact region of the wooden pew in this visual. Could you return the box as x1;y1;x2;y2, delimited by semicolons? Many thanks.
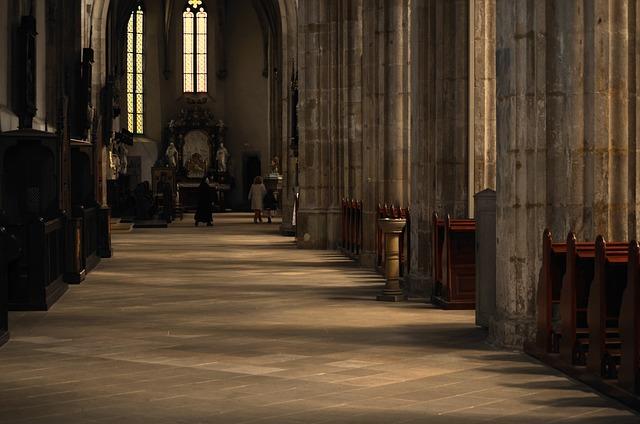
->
432;213;445;299
558;234;626;367
0;228;7;346
351;200;362;256
433;215;476;309
340;199;363;258
400;207;410;276
535;229;567;354
559;233;595;365
530;234;640;409
587;236;628;379
376;204;390;269
340;199;347;250
0;227;20;347
619;241;640;393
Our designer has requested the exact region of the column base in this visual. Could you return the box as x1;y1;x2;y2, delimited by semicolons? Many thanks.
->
377;290;407;302
280;223;296;236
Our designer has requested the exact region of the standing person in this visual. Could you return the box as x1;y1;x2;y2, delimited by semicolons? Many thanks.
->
195;177;213;227
157;174;174;223
248;176;267;223
263;188;277;224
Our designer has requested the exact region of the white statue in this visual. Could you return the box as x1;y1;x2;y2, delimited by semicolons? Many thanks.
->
270;156;280;175
118;143;129;175
165;142;178;168
108;150;119;179
216;142;229;173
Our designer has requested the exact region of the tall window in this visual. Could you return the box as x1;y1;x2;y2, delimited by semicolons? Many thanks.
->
126;3;144;134
183;0;207;93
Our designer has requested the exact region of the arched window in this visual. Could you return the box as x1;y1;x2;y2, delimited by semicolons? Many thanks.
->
126;3;144;134
183;0;207;93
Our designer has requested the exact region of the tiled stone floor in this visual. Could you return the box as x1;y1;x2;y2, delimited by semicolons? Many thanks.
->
0;213;638;423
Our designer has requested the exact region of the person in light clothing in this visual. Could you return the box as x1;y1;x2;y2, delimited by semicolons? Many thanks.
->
248;176;267;223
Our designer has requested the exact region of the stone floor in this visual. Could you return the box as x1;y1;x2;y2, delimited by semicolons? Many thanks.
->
0;213;638;423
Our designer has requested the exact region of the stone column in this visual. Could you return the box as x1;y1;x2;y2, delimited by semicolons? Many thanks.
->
409;0;495;297
297;1;364;249
494;0;547;348
360;0;411;266
494;0;640;348
384;0;409;206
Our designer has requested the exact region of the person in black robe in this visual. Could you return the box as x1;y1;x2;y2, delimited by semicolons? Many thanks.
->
264;189;277;224
157;175;174;223
194;177;213;226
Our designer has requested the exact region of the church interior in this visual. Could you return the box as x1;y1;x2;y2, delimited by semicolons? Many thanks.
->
1;0;640;422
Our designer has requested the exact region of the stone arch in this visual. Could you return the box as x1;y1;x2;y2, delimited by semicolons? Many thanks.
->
251;0;298;228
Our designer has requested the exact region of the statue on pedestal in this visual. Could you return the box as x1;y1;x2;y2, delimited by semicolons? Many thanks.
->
165;142;178;168
117;143;129;175
270;156;280;175
216;142;229;174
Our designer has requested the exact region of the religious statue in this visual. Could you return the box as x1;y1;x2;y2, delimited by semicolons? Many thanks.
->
107;134;120;178
270;156;280;175
117;143;129;175
165;142;178;168
216;142;229;173
185;152;207;178
108;150;119;179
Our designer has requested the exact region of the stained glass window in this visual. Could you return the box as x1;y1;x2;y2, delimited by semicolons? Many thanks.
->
126;3;144;134
183;0;207;93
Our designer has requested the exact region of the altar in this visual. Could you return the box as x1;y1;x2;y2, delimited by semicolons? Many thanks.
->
177;181;231;212
158;106;234;211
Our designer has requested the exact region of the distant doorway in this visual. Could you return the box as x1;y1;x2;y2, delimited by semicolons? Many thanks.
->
243;155;261;210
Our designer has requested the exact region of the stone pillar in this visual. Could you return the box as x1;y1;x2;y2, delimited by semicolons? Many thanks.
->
473;0;496;192
297;1;333;249
384;0;409;206
494;0;548;349
297;0;364;250
360;0;411;266
494;0;640;348
409;0;495;297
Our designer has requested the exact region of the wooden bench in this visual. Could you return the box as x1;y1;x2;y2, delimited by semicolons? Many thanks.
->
586;236;628;379
620;241;640;393
432;215;476;309
0;227;20;347
340;199;362;258
432;213;445;299
559;233;596;365
376;204;390;268
559;234;627;367
529;234;640;409
341;199;347;250
400;207;410;276
535;229;567;354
